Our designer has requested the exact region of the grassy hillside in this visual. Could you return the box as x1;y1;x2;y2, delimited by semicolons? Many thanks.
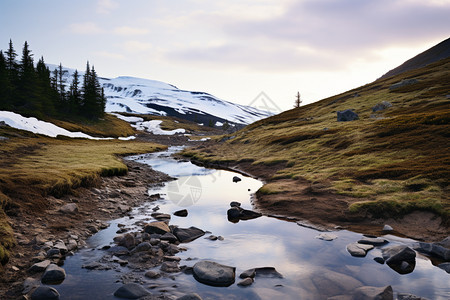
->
183;58;450;225
0;116;166;266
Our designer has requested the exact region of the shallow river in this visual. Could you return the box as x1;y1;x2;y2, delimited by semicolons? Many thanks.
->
56;147;449;299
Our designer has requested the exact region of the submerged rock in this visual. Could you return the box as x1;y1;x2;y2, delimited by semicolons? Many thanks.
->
358;237;388;246
316;233;338;241
237;277;254;286
193;260;236;287
176;293;203;300
113;283;150;299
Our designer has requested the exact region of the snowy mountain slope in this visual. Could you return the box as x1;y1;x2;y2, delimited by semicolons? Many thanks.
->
47;64;273;126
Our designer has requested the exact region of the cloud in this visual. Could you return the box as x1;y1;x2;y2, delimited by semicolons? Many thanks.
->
69;22;104;35
113;26;149;36
97;0;119;14
167;0;450;72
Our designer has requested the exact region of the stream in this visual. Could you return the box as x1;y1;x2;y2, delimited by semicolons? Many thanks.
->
54;147;449;299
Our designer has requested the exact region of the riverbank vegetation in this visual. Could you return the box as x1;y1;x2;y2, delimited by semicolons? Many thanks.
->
182;58;450;225
0;123;166;266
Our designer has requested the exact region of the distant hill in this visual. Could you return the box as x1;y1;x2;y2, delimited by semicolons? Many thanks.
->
379;37;450;79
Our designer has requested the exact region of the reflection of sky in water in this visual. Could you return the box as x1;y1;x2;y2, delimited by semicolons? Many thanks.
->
56;149;450;300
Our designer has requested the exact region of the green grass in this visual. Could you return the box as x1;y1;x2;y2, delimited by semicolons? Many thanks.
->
183;57;450;222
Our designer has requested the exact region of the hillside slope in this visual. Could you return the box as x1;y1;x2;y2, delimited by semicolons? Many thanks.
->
183;57;450;239
380;37;450;79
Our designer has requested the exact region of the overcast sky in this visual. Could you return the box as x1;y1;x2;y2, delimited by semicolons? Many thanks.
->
1;0;449;111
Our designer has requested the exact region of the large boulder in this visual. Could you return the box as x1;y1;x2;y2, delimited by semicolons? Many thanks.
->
113;283;150;299
337;109;359;122
59;203;78;214
41;264;66;284
193;260;236;287
382;245;416;274
28;260;51;273
173;226;205;243
413;242;450;261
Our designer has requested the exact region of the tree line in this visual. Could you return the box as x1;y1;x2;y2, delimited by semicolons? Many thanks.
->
0;40;106;120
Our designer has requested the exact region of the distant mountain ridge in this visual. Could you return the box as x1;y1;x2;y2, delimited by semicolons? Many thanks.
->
46;65;273;127
379;37;450;80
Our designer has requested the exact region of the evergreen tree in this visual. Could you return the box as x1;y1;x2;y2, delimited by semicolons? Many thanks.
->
294;91;302;108
57;63;66;103
36;56;56;115
81;63;105;119
68;69;81;114
5;39;18;77
17;41;39;114
0;51;12;110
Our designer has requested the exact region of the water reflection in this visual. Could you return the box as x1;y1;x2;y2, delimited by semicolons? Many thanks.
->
55;148;449;300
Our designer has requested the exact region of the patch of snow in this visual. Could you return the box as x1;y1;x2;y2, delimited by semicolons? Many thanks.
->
133;120;185;135
110;113;144;123
118;136;136;141
215;121;223;127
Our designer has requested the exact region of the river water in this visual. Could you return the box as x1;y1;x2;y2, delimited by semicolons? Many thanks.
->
55;147;449;299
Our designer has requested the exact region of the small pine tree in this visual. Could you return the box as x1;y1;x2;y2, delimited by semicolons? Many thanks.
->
0;50;13;110
294;91;302;108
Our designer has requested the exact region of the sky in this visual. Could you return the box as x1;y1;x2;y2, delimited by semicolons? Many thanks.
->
1;0;449;112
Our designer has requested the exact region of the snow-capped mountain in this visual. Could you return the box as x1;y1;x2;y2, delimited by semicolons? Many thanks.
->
48;65;273;126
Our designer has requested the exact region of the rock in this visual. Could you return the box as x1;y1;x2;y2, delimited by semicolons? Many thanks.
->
227;207;241;219
41;264;66;284
193;260;236;287
237;277;254;286
353;285;393;300
316;233;338;241
112;256;128;266
173;226;205;243
66;239;78;251
382;245;416;264
311;270;362;296
233;176;242;183
53;241;68;254
413;242;450;261
239;268;256;279
59;203;78;214
160;232;178;243
437;262;450;273
382;224;394;232
239;209;262;220
372;101;392;112
382;245;416;274
357;237;388;246
346;243;374;257
205;235;218;241
176;293;203;300
119;233;136;250
144;221;171;235
337;109;359;122
46;249;61;258
173;209;188;217
23;277;39;294
28;260;51;273
164;255;181;262
132;242;151;253
113;283;150;299
374;257;385;264
230;201;241;207
389;79;418;91
160;261;180;273
145;270;161;279
31;286;60;300
151;213;171;220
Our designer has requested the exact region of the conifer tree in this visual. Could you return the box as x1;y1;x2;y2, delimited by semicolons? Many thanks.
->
36;56;56;115
0;51;12;110
68;69;81;114
17;41;39;114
